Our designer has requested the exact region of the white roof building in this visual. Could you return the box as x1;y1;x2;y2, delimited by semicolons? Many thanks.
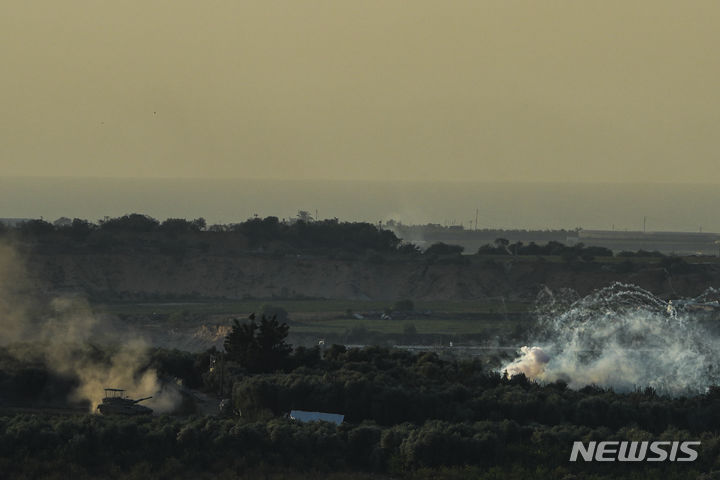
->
289;410;344;425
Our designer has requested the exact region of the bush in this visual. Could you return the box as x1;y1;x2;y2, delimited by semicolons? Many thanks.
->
424;243;464;256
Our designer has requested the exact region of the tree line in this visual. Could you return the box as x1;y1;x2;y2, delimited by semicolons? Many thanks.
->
2;215;675;260
1;214;406;255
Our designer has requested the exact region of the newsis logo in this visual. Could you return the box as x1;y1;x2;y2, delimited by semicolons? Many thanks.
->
570;441;700;462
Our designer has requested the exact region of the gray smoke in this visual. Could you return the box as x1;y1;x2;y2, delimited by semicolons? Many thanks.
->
503;282;720;395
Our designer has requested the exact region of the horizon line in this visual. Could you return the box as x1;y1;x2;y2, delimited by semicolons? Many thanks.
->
2;175;720;187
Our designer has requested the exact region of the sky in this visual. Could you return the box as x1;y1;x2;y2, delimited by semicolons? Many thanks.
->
1;1;720;183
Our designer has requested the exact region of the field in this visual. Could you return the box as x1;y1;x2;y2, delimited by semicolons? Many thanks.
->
99;298;532;339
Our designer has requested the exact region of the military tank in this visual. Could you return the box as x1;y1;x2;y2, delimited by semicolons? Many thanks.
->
96;388;153;415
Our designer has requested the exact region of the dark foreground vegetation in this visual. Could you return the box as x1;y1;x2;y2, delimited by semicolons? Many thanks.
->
4;411;719;480
3;320;720;479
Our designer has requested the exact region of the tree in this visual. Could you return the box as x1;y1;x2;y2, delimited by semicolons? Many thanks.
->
68;218;94;240
191;217;206;231
296;210;314;223
20;219;55;235
223;313;291;373
159;218;203;234
424;242;464;256
256;315;292;372
223;315;259;369
99;213;159;232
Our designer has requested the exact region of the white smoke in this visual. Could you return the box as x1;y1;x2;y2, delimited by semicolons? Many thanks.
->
0;242;181;412
503;283;720;395
503;346;550;379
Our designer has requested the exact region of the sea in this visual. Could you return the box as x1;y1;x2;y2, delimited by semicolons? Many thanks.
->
0;177;718;233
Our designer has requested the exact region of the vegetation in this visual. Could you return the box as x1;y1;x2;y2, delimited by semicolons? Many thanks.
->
3;215;408;256
2;337;720;478
1;412;718;479
618;249;666;258
3;216;719;476
223;314;292;373
424;242;465;256
1;215;695;263
477;239;613;259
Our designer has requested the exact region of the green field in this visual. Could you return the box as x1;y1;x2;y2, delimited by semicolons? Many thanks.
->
99;298;531;337
99;298;529;316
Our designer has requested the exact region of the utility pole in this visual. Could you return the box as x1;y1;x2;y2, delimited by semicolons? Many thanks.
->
475;208;478;231
643;216;647;233
219;354;225;397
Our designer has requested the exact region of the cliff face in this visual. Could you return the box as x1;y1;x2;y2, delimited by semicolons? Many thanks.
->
21;253;720;301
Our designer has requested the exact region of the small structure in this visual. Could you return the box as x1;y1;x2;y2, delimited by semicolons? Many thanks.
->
289;410;344;425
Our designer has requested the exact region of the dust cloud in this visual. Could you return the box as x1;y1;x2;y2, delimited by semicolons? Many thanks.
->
0;242;180;412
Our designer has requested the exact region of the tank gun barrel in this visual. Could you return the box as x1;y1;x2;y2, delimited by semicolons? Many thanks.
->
133;396;152;403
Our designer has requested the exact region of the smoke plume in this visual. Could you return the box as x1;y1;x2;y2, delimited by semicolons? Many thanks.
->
503;282;720;395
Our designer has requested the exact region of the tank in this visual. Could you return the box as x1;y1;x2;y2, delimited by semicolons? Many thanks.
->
96;388;153;415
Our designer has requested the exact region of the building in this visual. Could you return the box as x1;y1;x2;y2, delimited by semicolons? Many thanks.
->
289;410;344;425
0;218;32;227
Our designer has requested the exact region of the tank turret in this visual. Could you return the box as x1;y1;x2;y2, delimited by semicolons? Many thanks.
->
97;388;153;415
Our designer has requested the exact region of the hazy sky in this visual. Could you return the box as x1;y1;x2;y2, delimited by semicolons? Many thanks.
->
2;1;719;183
